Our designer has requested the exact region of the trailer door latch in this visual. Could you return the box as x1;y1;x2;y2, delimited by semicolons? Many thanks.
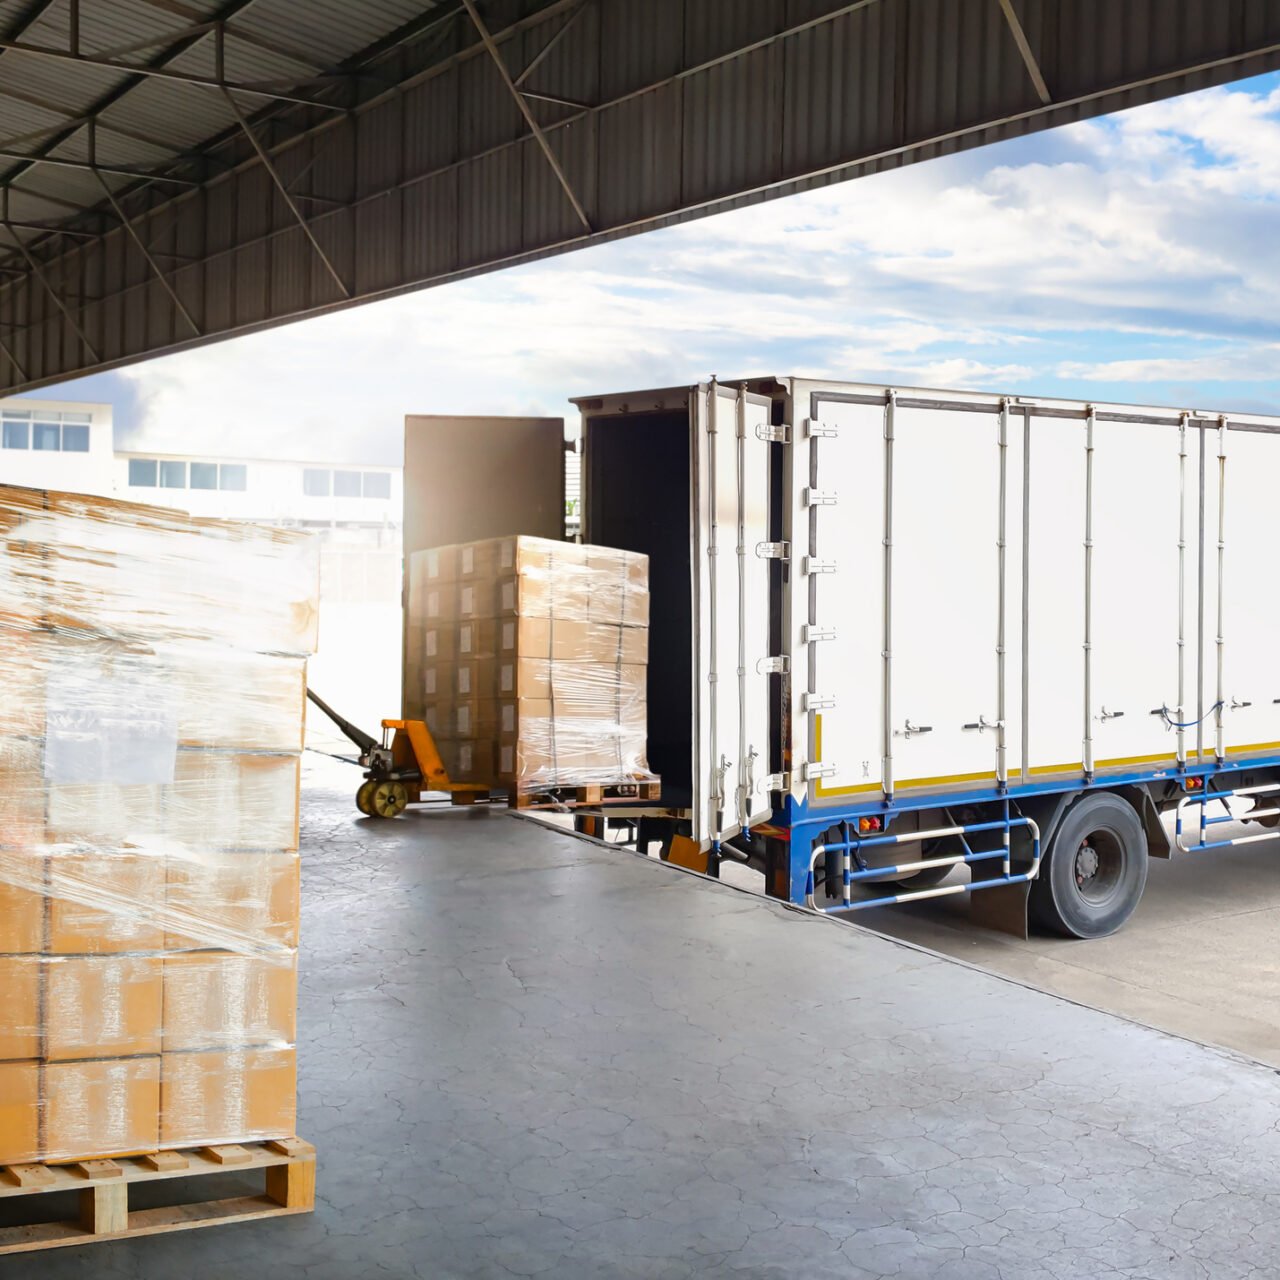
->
756;541;790;560
804;419;840;439
803;693;836;711
756;655;789;675
763;772;790;792
803;557;837;575
802;625;837;643
802;762;836;781
803;488;838;507
755;423;791;444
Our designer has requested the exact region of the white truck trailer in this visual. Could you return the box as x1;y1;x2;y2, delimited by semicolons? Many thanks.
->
576;378;1280;938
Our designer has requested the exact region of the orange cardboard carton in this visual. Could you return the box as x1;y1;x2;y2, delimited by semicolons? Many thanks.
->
43;955;164;1061
43;1056;161;1161
0;1061;39;1165
160;1047;296;1147
47;852;167;955
163;952;297;1052
165;852;300;952
0;957;39;1061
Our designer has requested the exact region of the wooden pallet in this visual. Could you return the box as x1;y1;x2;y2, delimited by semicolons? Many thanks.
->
0;1138;315;1255
510;779;663;810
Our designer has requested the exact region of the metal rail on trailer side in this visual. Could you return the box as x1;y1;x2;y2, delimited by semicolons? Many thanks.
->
575;378;1280;939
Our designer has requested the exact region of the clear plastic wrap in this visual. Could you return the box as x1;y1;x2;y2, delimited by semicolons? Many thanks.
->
0;484;315;1166
405;535;656;795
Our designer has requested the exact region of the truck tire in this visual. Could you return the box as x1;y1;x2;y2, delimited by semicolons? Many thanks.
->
1030;792;1148;939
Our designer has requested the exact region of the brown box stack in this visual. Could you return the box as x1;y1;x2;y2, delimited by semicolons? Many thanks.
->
0;485;317;1166
405;536;655;797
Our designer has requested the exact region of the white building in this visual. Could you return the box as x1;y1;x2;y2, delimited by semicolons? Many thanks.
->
0;397;113;496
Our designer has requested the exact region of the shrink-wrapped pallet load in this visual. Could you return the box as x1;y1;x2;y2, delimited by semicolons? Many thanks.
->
0;485;317;1166
404;535;656;800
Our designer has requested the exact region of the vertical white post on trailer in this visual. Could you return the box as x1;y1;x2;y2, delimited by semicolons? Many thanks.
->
1215;415;1228;763
1082;407;1096;776
996;399;1009;787
1197;425;1207;761
706;382;725;841
881;391;896;801
1177;413;1188;766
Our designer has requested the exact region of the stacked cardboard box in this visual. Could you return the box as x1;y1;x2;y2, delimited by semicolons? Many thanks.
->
404;536;655;796
0;485;317;1165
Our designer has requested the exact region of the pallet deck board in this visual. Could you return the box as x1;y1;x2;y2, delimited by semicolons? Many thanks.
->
0;1139;315;1255
511;780;662;810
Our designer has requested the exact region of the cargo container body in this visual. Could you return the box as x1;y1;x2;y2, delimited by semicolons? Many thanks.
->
577;378;1280;937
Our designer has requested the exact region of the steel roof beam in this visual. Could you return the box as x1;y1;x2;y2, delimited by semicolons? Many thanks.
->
133;0;333;73
461;0;591;232
219;76;350;299
88;121;201;337
513;0;588;88
0;148;198;185
0;38;351;111
996;0;1052;104
0;83;190;156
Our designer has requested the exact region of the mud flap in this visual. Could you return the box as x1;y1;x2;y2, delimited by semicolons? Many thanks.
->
970;879;1031;939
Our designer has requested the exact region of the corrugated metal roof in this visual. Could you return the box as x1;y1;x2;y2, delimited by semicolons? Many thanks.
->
0;0;1278;396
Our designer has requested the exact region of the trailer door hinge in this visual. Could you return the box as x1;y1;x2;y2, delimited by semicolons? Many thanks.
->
802;625;837;643
756;423;791;444
763;772;790;791
756;541;790;560
804;419;840;439
803;557;837;574
804;488;838;507
803;761;836;781
803;693;836;711
756;655;789;675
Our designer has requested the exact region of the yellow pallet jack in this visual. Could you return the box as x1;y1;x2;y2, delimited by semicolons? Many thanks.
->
306;690;490;818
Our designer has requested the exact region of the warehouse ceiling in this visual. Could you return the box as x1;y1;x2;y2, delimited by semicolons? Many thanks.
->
0;0;1277;395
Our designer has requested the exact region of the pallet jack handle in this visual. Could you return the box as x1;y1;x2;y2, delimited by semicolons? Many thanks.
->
306;688;380;756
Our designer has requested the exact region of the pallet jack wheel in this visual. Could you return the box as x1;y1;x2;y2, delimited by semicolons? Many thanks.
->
370;780;409;819
355;780;377;816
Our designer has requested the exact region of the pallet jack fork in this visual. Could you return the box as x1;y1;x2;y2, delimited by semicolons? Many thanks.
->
306;689;490;818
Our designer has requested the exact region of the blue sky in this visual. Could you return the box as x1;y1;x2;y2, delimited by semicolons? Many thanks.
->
37;70;1280;465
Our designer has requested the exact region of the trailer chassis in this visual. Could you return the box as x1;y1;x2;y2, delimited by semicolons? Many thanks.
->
766;752;1280;937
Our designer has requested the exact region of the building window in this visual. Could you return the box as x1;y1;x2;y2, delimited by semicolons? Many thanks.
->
160;460;186;488
61;424;90;452
219;463;247;491
190;461;218;490
2;420;29;449
33;422;60;451
303;468;330;497
362;472;391;499
62;412;92;424
128;458;157;487
333;469;362;498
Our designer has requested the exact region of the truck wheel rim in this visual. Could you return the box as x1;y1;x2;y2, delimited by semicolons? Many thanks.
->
1074;831;1123;906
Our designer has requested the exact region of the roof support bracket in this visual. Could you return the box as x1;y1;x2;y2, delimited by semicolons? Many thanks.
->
220;70;351;300
90;127;201;338
2;192;100;363
461;0;592;233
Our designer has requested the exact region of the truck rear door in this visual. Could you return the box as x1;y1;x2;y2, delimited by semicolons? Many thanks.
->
694;383;775;843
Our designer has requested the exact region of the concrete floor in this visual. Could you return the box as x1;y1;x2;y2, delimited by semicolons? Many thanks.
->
854;820;1280;1068
18;759;1280;1278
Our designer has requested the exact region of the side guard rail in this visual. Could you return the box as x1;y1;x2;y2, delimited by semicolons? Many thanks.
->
805;809;1041;913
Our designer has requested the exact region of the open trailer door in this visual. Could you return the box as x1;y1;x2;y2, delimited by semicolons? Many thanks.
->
693;383;775;845
401;414;565;716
